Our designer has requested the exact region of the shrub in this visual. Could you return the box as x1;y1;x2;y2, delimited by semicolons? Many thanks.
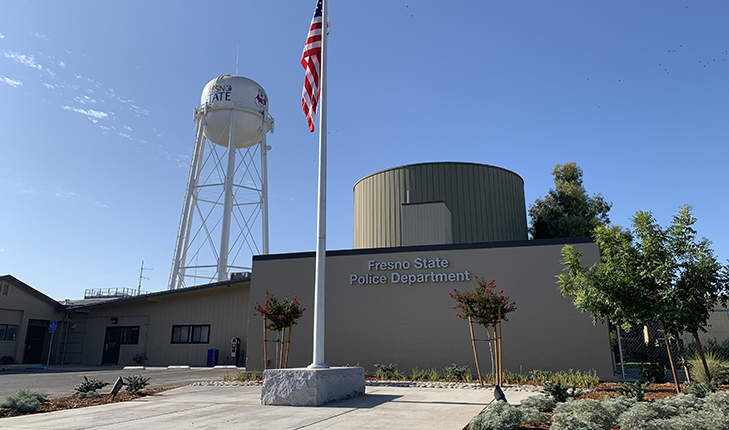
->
528;369;552;384
76;391;100;399
502;370;528;385
1;390;47;413
548;413;597;430
542;380;582;403
519;406;550;427
616;381;651;401
550;369;599;388
74;376;109;394
0;355;14;365
468;401;521;430
639;362;667;383
441;363;471;382
703;391;729;415
616;401;678;430
374;363;401;380
661;393;704;415
553;399;616;430
249;370;262;380
600;395;638;417
411;367;439;381
520;394;555;412
123;374;150;393
685;380;719;398
688;351;729;383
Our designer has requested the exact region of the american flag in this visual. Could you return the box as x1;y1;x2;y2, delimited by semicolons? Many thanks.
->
301;0;328;132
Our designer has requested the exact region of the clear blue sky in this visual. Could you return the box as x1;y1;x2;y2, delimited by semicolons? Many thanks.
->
1;1;727;300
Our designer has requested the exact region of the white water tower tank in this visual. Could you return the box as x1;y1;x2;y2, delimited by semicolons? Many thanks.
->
201;75;274;148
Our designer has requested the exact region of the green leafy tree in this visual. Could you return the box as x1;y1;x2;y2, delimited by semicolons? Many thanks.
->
529;162;612;239
558;205;728;393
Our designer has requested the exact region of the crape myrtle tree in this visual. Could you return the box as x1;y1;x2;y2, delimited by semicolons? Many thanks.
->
558;205;728;393
529;162;612;239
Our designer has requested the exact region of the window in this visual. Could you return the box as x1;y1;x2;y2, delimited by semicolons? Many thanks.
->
1;282;8;296
121;326;140;344
0;324;19;341
171;325;210;344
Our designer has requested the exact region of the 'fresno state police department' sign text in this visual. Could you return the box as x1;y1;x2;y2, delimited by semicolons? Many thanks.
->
349;257;471;286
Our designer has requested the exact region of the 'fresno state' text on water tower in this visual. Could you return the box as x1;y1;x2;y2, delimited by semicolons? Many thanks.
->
169;75;274;289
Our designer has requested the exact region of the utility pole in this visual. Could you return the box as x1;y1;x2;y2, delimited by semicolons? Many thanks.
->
138;260;152;294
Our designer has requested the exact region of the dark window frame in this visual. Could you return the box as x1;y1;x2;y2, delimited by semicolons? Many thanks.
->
120;326;140;345
171;324;210;344
0;324;19;341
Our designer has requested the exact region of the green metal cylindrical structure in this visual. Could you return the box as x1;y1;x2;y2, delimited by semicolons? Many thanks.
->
353;162;527;249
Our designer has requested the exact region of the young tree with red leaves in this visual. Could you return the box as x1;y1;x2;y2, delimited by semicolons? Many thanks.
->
254;291;305;369
451;278;517;386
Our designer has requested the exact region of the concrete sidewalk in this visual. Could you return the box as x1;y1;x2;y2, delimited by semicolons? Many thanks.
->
0;384;538;430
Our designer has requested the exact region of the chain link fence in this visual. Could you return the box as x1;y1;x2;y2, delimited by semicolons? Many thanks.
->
612;309;729;382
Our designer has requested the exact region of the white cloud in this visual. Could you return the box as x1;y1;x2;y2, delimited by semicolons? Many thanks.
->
0;33;4;39
0;76;22;88
32;32;49;41
117;132;132;139
74;94;96;104
43;82;55;89
57;61;66;68
2;51;42;70
61;105;109;120
123;125;132;131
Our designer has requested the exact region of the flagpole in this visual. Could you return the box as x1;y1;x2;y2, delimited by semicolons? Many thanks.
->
309;0;328;369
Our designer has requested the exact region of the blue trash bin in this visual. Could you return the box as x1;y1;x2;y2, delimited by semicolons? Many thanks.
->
206;348;219;367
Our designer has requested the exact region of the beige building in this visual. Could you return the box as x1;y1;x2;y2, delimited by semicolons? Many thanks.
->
247;238;615;379
0;275;250;367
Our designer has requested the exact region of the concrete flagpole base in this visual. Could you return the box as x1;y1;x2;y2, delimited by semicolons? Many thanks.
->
261;367;365;406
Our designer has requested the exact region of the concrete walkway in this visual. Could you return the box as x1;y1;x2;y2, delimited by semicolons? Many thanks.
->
0;384;538;430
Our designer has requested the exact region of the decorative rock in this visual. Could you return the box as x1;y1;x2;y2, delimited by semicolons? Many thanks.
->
261;367;365;406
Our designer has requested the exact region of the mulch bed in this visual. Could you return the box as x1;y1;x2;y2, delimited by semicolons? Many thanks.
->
0;387;179;418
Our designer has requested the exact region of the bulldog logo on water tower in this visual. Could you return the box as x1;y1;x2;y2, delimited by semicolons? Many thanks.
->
169;75;275;289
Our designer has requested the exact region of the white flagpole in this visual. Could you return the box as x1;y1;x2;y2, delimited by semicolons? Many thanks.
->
309;0;329;369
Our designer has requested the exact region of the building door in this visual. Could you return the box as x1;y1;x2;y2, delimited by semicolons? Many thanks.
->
102;327;122;365
24;322;47;364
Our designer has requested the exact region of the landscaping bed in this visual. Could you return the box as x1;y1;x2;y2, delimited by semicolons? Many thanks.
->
0;387;178;418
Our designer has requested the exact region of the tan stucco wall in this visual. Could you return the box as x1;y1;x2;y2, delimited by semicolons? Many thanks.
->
65;282;250;367
0;278;63;364
248;240;614;380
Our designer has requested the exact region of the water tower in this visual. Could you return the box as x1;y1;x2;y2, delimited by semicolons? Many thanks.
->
168;75;274;289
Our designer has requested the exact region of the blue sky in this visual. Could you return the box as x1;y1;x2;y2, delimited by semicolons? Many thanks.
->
1;1;727;300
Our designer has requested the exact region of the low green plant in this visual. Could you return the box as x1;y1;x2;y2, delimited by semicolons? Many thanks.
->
468;401;521;430
548;413;594;430
688;351;729;383
685;380;719;398
600;395;638;417
76;391;100;399
0;355;14;365
441;363;471;382
1;390;47;413
550;369;599;388
74;376;109;394
528;369;552;384
502;370;528;385
374;363;401;380
616;381;651;401
520;394;556;412
123;374;150;393
411;367;436;381
615;401;678;429
542;380;582;403
639;362;667;383
250;370;262;380
661;393;704;415
552;399;616;430
518;406;550;427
